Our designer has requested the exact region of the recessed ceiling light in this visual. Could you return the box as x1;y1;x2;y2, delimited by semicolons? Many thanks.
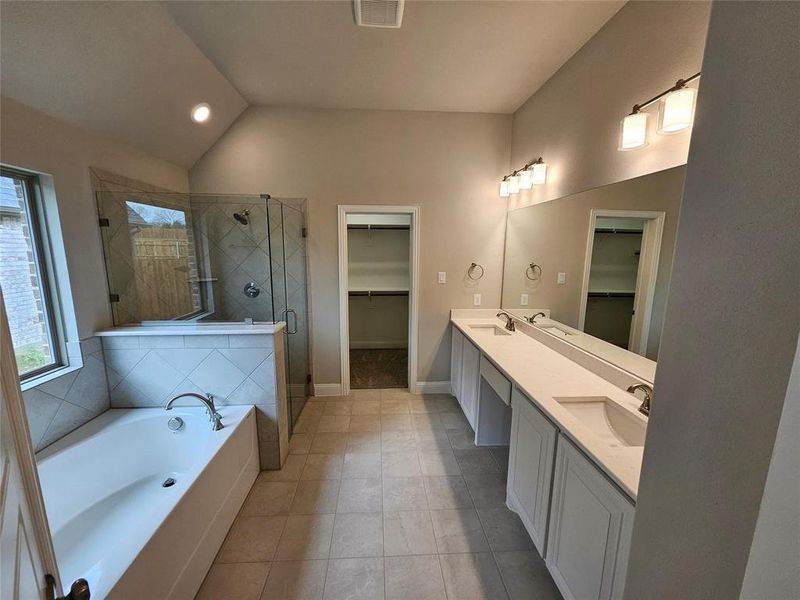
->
191;103;211;123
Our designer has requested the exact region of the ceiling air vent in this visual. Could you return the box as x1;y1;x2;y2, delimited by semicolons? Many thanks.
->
353;0;404;28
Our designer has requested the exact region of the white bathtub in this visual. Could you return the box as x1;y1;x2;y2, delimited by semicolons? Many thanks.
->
37;405;259;600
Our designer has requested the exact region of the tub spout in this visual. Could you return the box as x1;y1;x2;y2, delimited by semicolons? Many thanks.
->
165;392;223;431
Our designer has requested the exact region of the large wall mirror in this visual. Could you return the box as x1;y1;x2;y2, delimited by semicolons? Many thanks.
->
501;165;686;383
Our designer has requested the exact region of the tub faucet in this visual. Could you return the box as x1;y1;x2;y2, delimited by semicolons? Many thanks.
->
627;383;653;417
526;311;547;324
496;312;516;332
166;392;223;431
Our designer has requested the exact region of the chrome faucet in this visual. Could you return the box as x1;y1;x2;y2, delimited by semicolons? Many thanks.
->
627;383;653;417
526;311;547;324
165;392;223;430
496;312;516;332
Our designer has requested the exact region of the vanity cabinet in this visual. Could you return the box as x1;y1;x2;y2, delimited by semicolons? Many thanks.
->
450;326;464;399
506;387;557;555
459;335;480;429
546;435;635;600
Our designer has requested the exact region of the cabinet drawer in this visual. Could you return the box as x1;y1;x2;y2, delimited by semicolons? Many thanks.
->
480;355;511;405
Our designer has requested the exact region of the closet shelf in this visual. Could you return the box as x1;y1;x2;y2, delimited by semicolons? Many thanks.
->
587;290;636;298
349;288;409;297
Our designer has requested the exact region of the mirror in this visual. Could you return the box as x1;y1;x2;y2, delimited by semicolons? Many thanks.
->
501;165;686;382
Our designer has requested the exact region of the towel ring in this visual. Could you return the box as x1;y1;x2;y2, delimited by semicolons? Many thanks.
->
467;262;485;280
525;263;542;281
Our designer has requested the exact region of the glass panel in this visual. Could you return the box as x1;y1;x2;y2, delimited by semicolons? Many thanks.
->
0;173;58;376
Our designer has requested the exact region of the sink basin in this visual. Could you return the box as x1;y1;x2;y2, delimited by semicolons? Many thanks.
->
554;396;646;447
537;323;573;336
467;324;512;337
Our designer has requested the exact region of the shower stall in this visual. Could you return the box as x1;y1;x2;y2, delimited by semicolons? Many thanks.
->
96;191;310;424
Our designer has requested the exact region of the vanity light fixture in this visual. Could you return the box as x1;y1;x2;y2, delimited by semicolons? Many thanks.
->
190;103;211;123
619;72;700;151
498;157;548;198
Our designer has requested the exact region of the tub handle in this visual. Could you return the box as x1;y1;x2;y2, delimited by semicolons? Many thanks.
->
46;574;91;600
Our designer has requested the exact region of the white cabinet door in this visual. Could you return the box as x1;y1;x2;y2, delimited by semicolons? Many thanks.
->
459;337;480;429
506;388;557;554
450;326;464;400
546;436;635;600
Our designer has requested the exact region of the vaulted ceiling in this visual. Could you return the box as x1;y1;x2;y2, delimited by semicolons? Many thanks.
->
0;1;624;168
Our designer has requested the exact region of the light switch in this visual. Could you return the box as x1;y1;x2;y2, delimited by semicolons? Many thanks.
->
520;293;529;306
557;272;567;285
473;293;482;306
438;271;446;284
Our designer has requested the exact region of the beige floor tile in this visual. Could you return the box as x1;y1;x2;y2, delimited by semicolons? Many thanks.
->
274;514;335;560
440;412;471;430
494;551;562;600
350;400;381;415
302;401;326;416
412;413;444;430
383;510;437;556
261;560;327;600
289;480;341;514
323;557;384;600
346;431;382;453
431;396;460;414
464;473;508;508
294;414;322;434
310;432;348;454
301;453;344;480
258;454;307;482
342;452;382;479
446;428;477;450
381;389;415;402
380;414;413;431
384;555;446;600
454;448;503;474
423;476;474;509
382;451;422;477
349;389;381;401
490;446;511;473
196;562;271;600
317;415;351;433
330;512;383;558
408;397;439;414
477;508;534;551
348;414;381;432
439;553;509;600
336;478;382;513
380;430;416;452
430;509;489;554
382;477;428;511
323;401;353;416
418;448;461;476
380;399;410;414
241;479;297;516
289;432;313;454
217;515;287;563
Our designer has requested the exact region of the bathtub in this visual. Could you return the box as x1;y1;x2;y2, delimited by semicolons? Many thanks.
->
37;405;259;600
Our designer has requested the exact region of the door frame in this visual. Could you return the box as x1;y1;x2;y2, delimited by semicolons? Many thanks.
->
577;209;665;355
337;205;420;395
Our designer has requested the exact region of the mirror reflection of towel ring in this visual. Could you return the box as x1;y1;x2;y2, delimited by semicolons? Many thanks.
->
467;262;485;280
525;263;542;281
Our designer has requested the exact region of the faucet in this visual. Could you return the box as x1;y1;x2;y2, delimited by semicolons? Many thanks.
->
166;392;223;430
496;312;516;332
626;383;653;417
526;311;547;324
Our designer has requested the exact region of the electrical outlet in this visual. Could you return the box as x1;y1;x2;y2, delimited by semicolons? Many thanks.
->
473;293;482;306
520;293;529;306
438;271;446;284
557;272;567;285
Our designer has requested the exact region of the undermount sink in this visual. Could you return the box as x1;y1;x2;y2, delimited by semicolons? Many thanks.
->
467;324;512;337
537;323;573;336
554;396;646;447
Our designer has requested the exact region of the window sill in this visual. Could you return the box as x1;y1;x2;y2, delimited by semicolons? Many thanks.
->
20;359;83;392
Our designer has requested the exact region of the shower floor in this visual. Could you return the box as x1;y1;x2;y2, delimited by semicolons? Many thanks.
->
349;348;408;389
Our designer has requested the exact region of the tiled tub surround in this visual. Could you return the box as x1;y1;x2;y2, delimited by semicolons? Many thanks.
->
196;389;562;600
22;336;110;452
97;323;289;469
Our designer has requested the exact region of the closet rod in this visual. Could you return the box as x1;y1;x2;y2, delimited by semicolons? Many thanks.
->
587;291;635;298
346;224;410;230
348;290;409;297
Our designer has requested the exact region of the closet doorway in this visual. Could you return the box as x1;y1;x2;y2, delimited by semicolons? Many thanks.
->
337;206;419;395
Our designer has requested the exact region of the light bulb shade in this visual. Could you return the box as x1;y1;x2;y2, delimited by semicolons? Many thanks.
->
619;112;648;150
518;169;533;190
531;162;547;185
658;87;696;134
499;179;510;198
508;174;520;194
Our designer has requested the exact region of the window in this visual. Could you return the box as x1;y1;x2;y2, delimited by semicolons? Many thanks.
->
0;168;62;379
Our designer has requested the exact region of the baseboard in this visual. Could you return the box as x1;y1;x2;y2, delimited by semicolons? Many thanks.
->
349;341;409;350
415;381;452;394
312;383;343;396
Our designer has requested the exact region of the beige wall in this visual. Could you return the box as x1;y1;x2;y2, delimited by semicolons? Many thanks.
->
189;107;511;385
508;1;710;210
0;97;189;338
502;166;685;359
624;2;800;597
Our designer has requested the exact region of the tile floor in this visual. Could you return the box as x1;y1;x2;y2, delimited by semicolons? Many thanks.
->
196;389;562;600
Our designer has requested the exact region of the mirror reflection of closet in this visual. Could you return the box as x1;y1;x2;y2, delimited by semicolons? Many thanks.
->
346;214;410;389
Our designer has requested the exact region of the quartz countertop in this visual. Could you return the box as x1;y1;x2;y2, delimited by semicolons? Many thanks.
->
451;309;645;500
96;322;285;336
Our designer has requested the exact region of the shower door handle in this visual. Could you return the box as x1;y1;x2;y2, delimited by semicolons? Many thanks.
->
284;308;298;334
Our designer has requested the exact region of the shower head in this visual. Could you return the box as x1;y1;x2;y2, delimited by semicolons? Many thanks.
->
233;209;250;225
